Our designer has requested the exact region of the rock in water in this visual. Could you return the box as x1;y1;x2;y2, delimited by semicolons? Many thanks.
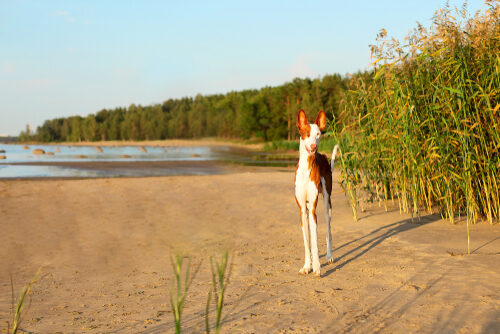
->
32;149;45;155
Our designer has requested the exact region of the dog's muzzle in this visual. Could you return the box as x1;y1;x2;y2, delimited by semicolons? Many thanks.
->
306;145;317;155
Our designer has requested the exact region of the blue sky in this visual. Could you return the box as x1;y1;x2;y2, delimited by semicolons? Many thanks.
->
0;0;487;136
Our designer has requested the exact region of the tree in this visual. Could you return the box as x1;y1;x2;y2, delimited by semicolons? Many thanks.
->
26;73;348;142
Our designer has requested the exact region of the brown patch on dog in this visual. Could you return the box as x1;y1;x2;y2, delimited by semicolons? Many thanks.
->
308;152;333;198
299;124;311;140
297;110;311;140
311;196;319;224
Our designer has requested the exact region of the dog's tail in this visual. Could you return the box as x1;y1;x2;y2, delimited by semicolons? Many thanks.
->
331;144;339;171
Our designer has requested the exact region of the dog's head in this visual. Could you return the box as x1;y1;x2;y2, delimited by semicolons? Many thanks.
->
296;109;326;156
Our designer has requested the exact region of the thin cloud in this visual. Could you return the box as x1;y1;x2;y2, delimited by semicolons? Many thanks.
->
52;10;76;23
54;10;68;16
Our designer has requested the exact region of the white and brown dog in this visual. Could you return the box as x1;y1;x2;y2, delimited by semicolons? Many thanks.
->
295;109;339;277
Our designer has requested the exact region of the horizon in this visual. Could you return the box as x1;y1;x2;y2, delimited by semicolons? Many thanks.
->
0;0;488;136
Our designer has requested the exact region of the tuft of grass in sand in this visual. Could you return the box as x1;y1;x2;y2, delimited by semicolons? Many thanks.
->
169;255;201;334
7;270;40;334
205;252;230;334
168;252;231;334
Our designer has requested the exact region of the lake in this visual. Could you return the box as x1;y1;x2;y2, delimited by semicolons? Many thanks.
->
0;144;295;178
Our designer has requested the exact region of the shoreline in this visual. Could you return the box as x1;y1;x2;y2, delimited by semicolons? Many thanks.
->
3;138;266;150
0;160;295;180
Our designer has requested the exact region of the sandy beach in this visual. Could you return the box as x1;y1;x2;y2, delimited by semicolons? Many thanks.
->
1;168;499;333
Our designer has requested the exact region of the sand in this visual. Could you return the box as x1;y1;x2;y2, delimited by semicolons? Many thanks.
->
0;170;499;333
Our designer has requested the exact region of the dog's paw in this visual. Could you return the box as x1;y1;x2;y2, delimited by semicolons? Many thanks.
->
298;267;312;275
313;270;321;278
326;256;334;264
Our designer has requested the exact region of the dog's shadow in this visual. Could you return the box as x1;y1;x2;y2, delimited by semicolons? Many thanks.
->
320;213;441;277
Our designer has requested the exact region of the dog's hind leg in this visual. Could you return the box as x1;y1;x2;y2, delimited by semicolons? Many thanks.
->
322;177;334;264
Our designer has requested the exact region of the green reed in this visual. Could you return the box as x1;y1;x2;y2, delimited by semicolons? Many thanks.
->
332;1;499;253
168;253;230;333
8;270;40;334
169;255;201;334
205;252;230;334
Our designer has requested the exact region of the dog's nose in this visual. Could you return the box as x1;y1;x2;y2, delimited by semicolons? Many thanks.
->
310;144;317;151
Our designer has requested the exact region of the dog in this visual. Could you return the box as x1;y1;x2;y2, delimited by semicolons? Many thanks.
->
295;109;339;277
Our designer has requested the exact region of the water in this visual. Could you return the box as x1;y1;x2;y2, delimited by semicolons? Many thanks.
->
0;144;214;163
0;144;295;178
0;164;108;178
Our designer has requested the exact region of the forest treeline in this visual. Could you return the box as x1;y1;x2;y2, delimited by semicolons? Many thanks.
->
19;75;347;142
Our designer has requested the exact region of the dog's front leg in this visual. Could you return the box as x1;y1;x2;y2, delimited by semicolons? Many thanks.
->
299;204;312;274
308;197;321;277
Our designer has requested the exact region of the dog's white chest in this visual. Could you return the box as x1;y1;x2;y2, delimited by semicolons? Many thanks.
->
295;161;317;202
295;162;310;185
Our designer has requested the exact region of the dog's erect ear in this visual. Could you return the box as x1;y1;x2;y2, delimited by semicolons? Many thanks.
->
297;109;308;130
314;110;326;131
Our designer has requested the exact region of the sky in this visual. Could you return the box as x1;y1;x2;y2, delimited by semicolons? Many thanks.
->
0;0;488;136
